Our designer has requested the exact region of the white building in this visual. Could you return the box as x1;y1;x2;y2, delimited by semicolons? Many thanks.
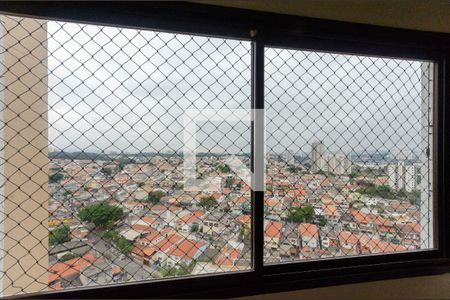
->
310;141;352;175
387;162;417;192
328;154;352;175
311;141;326;172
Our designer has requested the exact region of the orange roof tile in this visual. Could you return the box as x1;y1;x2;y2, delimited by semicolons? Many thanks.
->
351;209;375;224
264;198;281;207
112;266;122;275
49;282;61;289
132;224;153;232
155;234;183;252
151;204;167;212
236;214;251;224
168;239;206;259
178;211;204;224
299;223;319;237
234;196;248;205
323;204;340;216
375;216;393;227
48;254;97;283
264;221;282;238
215;246;240;267
140;216;158;225
339;231;359;245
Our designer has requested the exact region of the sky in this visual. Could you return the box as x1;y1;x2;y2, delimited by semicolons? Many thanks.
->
47;20;433;157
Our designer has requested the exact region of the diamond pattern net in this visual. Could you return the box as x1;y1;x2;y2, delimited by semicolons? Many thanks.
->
0;14;435;296
0;15;252;295
264;47;433;263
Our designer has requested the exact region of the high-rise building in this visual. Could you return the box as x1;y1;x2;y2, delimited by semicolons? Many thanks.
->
404;164;417;192
328;154;352;175
387;162;417;192
310;141;352;175
311;141;326;172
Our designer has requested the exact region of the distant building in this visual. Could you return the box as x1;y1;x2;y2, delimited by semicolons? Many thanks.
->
387;162;417;192
310;141;351;175
311;141;326;172
281;149;296;165
328;154;352;175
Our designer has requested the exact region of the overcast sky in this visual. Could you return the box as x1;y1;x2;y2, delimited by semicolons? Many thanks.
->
47;20;433;157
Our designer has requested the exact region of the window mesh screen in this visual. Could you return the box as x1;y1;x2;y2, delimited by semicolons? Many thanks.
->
264;47;434;263
0;15;252;295
0;12;437;297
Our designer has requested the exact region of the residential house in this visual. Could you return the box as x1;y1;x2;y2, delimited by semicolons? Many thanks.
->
165;239;208;268
299;223;319;249
202;212;235;235
339;231;360;255
176;211;205;233
264;220;283;250
323;204;341;226
214;241;245;268
279;223;299;257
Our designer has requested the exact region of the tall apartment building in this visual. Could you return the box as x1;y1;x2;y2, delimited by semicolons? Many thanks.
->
328;154;352;175
387;162;417;192
311;141;326;172
310;141;351;175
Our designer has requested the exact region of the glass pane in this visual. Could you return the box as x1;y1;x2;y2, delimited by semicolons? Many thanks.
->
0;14;252;295
264;47;434;264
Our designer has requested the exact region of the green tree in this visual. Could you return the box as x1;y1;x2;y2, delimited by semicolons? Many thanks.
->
101;167;112;177
49;225;70;246
63;190;73;197
287;204;314;223
318;217;327;227
240;223;251;241
161;263;192;277
217;164;231;173
356;182;397;199
407;190;421;206
118;159;136;171
240;200;251;214
147;191;165;204
191;224;199;233
78;202;124;228
225;177;233;188
49;173;64;183
199;196;218;210
288;166;302;173
102;230;132;254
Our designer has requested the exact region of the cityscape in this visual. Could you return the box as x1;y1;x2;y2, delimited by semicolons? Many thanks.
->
0;8;438;299
47;140;427;289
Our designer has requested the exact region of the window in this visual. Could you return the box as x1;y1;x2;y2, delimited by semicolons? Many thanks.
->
264;48;434;263
0;2;447;298
0;14;252;296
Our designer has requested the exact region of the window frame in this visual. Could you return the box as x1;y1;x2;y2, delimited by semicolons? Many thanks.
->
0;2;449;299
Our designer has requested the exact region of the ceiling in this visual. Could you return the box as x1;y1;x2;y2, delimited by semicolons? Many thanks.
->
194;0;450;33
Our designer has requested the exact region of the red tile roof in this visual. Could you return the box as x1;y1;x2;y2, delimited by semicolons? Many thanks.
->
215;246;240;267
299;223;319;238
264;221;282;238
168;239;206;260
48;254;97;283
178;211;204;224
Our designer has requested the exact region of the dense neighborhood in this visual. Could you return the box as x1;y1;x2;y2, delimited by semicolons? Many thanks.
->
47;143;423;289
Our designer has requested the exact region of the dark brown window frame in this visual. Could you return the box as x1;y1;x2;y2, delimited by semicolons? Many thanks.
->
0;1;449;299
